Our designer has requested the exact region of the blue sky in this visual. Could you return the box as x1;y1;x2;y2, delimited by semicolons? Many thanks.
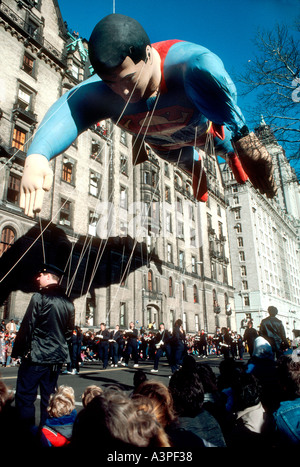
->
58;0;299;131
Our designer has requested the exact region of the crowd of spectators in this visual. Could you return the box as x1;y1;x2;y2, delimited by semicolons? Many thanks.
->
0;320;300;449
1;349;300;449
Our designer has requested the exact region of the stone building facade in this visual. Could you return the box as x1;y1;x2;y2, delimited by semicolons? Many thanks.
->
221;119;300;339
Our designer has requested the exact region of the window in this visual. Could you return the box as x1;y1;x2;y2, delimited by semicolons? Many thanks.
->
183;312;187;330
120;129;127;146
177;221;184;239
17;86;32;111
59;198;72;227
7;173;21;205
120;221;128;237
195;314;199;332
91;140;102;161
120;153;128;176
169;310;174;331
0;228;15;257
26;18;40;39
167;243;173;263
243;294;250;306
193;285;199;303
71;63;79;80
241;265;247;277
164;162;169;178
147;270;153;292
182;282;187;301
89;171;101;197
179;250;185;269
190;228;196;247
12;127;26;151
189;205;194;221
242;280;248;290
235;209;241;220
143;171;150;185
177;197;183;214
62;157;75;184
165;186;171;203
218;222;223;238
191;256;196;273
237;237;244;247
22;53;35;76
88;211;99;236
166;212;172;233
120;186;128;209
151;171;157;188
236;223;242;233
169;277;173;297
120;302;126;327
239;251;245;261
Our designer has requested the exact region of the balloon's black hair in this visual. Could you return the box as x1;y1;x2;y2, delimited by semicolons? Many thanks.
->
88;14;151;76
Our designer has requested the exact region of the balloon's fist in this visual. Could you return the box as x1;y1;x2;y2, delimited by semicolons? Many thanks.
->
20;154;53;217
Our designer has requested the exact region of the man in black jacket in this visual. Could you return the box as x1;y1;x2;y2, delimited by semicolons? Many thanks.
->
259;306;289;359
12;264;75;428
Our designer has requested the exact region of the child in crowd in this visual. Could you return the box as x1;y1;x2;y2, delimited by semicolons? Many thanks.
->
81;385;103;407
41;385;77;447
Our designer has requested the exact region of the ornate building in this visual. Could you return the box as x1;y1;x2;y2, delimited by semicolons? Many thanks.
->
221;118;300;338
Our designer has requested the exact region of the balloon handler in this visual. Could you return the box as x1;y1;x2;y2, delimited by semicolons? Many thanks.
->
20;14;277;217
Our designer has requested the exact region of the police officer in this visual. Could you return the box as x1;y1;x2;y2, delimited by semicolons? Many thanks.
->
12;264;75;429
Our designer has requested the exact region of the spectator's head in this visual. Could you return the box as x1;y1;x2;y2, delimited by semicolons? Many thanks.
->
72;387;170;447
276;356;300;400
196;362;218;393
169;367;204;417
82;385;103;407
132;380;176;427
268;306;278;317
0;380;14;413
252;336;274;360
231;373;262;412
133;369;148;391
174;319;183;327
47;385;75;418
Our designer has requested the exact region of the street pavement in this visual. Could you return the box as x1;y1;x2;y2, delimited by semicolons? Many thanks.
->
0;353;249;420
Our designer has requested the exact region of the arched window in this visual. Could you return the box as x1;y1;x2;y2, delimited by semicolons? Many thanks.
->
0;227;15;257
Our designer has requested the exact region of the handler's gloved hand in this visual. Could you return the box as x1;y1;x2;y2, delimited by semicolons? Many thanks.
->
232;132;277;198
20;154;53;217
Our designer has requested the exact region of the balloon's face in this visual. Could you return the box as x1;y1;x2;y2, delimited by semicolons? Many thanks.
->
100;49;154;103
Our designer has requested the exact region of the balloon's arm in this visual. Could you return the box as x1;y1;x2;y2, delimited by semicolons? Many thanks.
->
184;51;277;197
27;74;117;160
21;75;119;216
184;50;246;138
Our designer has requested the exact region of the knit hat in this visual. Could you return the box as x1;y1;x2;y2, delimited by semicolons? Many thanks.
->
252;336;274;359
